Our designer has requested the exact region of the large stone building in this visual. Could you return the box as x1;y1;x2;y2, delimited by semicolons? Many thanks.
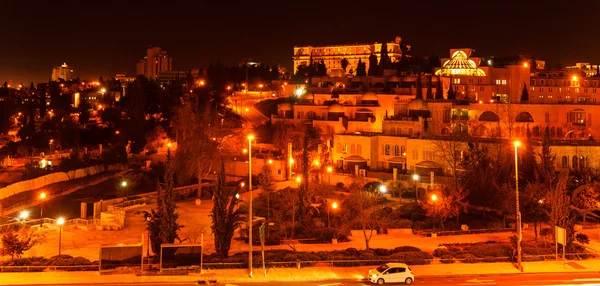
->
51;63;73;82
293;36;407;75
276;48;600;177
136;47;172;81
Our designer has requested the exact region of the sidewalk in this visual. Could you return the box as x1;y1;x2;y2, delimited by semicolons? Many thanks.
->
1;260;599;285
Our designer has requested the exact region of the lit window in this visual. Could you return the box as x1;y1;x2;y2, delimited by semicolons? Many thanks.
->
502;80;507;85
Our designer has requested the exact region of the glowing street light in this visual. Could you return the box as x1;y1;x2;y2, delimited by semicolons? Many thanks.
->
313;160;320;166
241;182;245;188
121;181;127;187
243;148;248;154
412;174;420;202
513;141;523;271
100;88;106;94
331;202;338;209
431;194;439;231
247;134;255;277
431;194;438;201
268;159;273;164
379;185;387;193
19;210;29;221
327;166;333;184
40;192;47;226
523;62;529;68
289;158;294;165
57;217;65;255
572;75;579;82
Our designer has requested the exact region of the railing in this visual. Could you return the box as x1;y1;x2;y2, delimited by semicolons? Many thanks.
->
415;227;514;236
112;198;146;209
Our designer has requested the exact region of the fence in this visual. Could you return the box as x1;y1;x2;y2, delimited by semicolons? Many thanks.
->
0;217;100;232
415;228;514;237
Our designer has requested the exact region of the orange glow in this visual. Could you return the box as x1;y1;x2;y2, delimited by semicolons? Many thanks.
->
332;202;338;209
523;62;528;68
572;75;579;81
247;135;255;141
268;159;273;164
115;130;120;135
431;194;438;201
258;84;264;88
514;141;521;147
243;148;248;154
40;192;46;199
327;166;332;173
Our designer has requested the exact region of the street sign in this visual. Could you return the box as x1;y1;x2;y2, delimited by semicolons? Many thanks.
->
556;226;566;245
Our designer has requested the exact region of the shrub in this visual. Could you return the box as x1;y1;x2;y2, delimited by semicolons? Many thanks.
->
523;255;545;262
388;251;432;265
576;233;590;245
392;246;422;253
463;254;478;263
373;248;391;256
469;243;512;258
401;191;415;199
336;182;344;189
440;254;454;264
433;248;450;258
358;250;376;260
343;248;360;257
482;256;498;263
522;246;554;256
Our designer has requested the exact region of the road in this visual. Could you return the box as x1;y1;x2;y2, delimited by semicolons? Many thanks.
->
43;273;600;286
230;97;269;126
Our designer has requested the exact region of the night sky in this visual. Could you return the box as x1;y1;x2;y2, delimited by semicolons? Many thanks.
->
1;0;599;84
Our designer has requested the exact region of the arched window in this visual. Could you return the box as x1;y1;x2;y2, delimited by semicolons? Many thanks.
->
385;144;390;155
573;156;578;169
401;146;406;156
580;156;585;169
350;144;356;154
586;156;590;168
394;145;400;156
545;112;550;123
356;144;362;156
533;126;540;137
516;112;534;122
478;111;500;122
562;156;568;168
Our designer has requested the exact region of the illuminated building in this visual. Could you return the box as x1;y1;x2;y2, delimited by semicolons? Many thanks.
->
136;47;172;80
276;47;600;176
293;36;407;75
51;63;73;82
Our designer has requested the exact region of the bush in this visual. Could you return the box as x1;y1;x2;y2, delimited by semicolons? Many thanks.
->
469;243;512;258
433;248;450;258
522;246;554;256
392;246;422;253
463;254;478;263
358;250;376;260
440;254;454;264
373;248;391;256
388;219;413;229
336;182;344;189
401;191;415;199
482;256;499;263
576;233;590;245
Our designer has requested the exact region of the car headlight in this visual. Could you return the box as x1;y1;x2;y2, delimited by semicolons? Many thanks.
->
371;274;377;278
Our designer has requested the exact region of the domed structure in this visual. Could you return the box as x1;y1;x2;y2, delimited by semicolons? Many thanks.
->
406;99;430;118
328;103;344;113
278;102;292;111
361;92;378;101
407;98;429;111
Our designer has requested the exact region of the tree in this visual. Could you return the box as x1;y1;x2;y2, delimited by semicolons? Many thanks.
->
415;73;423;99
367;54;379;76
422;185;469;229
425;76;433;100
435;75;444;100
356;60;367;76
379;42;392;71
211;160;242;258
521;84;529;102
341;58;349;72
342;181;386;249
316;60;327;76
258;164;276;222
78;96;91;125
447;76;456;100
126;79;147;153
142;157;182;255
0;227;46;261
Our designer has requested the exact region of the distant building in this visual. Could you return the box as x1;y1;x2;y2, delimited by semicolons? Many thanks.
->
136;47;172;80
157;69;200;85
51;63;73;82
293;36;408;75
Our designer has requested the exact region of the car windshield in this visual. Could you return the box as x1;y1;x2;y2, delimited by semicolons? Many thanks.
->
376;265;389;273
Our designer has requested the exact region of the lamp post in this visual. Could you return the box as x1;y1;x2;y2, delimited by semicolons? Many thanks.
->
327;166;333;184
247;134;254;277
146;216;151;258
120;180;128;208
39;192;47;226
57;217;65;255
296;176;301;188
19;210;29;222
412;174;420;202
431;194;438;231
514;141;523;272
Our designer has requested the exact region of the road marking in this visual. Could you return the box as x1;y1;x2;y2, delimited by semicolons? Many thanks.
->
574;278;600;282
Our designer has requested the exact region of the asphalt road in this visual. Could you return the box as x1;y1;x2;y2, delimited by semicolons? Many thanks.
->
41;272;600;286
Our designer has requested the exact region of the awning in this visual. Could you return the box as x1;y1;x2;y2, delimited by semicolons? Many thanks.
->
388;157;407;163
344;155;367;162
415;161;441;168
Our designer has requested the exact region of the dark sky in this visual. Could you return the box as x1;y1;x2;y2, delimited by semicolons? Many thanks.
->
1;0;599;84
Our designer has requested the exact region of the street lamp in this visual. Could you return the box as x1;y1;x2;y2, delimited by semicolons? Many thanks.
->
57;217;65;255
431;194;438;231
40;192;47;226
121;180;128;207
379;185;387;193
412;174;420;202
19;210;29;221
296;176;301;186
247;134;254;277
327;166;333;184
513;141;523;272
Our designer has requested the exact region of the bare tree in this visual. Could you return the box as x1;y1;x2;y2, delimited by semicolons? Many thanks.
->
342;180;384;250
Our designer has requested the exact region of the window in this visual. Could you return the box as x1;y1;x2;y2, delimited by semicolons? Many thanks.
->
394;145;400;156
356;144;362;156
502;79;507;85
478;78;482;83
385;144;390;155
454;78;461;84
469;79;474;84
562;156;568;168
401;146;406;156
343;144;348;154
423;150;435;161
480;86;484;91
573;156;578;169
412;149;418;160
350;144;356;154
545;112;550;123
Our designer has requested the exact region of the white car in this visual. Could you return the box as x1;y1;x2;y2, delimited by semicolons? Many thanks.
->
367;263;414;285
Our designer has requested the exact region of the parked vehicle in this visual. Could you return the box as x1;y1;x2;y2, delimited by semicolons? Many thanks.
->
367;263;414;285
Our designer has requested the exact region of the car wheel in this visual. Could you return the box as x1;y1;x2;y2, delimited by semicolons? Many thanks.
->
377;278;385;285
405;277;413;285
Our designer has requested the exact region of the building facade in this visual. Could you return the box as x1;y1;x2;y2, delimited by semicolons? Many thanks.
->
51;63;73;82
293;36;406;75
136;47;172;80
276;47;600;178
